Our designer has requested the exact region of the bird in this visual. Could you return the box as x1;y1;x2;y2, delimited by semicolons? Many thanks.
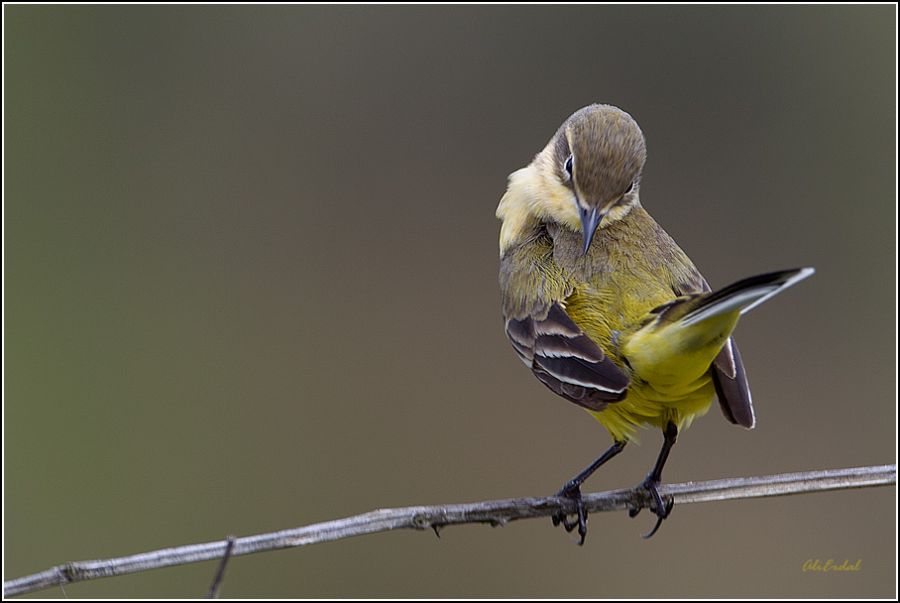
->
496;103;813;544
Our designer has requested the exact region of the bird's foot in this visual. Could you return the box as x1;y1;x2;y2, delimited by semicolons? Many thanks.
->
628;477;673;539
552;481;588;545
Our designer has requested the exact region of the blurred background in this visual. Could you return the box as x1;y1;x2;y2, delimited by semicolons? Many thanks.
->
4;5;895;598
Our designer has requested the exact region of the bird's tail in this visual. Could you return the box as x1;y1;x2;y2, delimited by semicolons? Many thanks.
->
623;267;814;395
680;267;815;327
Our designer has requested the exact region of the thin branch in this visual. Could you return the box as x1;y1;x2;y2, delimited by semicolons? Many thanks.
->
4;464;895;597
204;535;234;599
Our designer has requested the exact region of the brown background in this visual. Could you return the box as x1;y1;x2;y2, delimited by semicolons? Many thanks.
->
5;5;896;598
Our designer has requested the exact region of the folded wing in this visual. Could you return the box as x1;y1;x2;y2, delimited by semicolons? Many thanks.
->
505;302;630;412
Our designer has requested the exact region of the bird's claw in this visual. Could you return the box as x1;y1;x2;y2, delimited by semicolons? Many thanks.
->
552;483;588;545
629;478;673;539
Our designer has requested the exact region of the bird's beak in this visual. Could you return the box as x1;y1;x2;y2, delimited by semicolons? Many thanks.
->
579;206;603;255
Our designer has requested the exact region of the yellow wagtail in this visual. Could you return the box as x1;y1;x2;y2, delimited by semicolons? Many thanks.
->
496;104;813;543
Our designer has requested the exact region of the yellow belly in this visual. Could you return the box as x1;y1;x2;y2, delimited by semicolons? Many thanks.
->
557;225;741;443
589;377;717;442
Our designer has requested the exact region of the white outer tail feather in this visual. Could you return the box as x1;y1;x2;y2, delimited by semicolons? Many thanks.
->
737;266;816;315
682;267;815;327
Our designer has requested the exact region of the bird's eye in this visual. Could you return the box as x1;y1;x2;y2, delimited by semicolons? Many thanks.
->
564;155;574;179
625;181;635;195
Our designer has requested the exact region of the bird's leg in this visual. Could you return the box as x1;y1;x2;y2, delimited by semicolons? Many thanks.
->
553;439;626;545
629;421;678;539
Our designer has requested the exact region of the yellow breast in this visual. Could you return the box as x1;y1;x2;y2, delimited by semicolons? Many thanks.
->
553;215;724;442
565;278;720;442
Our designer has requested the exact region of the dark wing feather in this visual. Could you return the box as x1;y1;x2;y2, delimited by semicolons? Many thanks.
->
505;303;629;412
673;272;755;428
712;338;755;428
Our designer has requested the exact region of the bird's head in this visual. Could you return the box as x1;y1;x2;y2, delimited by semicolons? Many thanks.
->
543;104;647;253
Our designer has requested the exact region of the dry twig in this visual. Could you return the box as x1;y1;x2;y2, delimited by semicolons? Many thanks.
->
4;464;895;597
